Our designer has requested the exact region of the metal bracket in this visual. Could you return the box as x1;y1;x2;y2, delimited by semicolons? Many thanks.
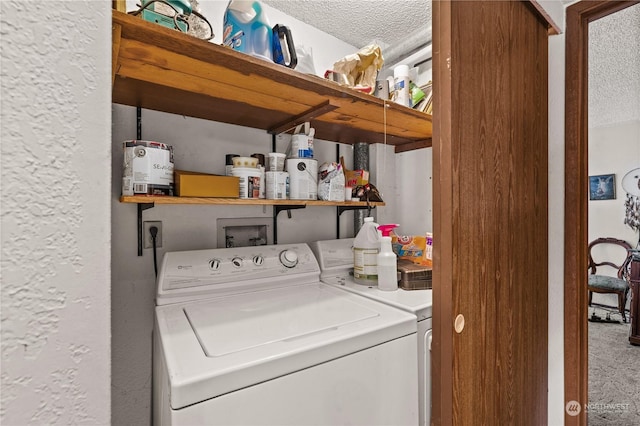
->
337;204;375;216
273;205;307;244
274;204;307;218
137;203;154;256
267;100;338;135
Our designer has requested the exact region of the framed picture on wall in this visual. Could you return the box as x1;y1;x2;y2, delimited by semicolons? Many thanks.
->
589;174;616;200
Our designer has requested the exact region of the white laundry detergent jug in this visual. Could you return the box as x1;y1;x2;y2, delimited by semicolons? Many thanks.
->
353;217;380;285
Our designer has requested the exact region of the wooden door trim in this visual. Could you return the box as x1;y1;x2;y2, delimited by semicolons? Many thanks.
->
431;1;453;424
564;1;639;424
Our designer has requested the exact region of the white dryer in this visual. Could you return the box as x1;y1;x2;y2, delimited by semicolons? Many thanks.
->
310;238;433;426
153;243;419;425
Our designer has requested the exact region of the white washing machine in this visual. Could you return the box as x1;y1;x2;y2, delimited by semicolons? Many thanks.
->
153;243;419;425
310;238;433;426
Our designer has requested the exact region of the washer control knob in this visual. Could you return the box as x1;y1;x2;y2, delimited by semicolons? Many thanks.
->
279;250;298;268
208;259;221;270
231;257;243;268
252;255;264;266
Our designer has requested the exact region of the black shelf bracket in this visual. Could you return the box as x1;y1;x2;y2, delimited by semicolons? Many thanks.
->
274;204;307;217
137;203;155;256
273;205;307;244
337;204;375;217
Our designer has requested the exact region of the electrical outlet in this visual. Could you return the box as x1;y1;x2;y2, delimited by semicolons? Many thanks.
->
143;221;162;249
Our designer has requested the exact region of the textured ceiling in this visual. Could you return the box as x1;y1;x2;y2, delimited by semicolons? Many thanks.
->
589;3;640;127
262;0;431;50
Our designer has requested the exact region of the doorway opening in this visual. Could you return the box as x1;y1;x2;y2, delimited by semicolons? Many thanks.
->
564;1;640;424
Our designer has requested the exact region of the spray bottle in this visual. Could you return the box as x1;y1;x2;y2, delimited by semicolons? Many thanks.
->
377;224;399;291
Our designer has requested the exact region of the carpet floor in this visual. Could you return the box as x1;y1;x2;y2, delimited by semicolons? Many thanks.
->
588;313;640;426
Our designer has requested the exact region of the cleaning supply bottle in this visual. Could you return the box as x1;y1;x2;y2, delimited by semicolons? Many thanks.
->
393;65;411;107
223;0;273;62
377;224;399;291
353;217;379;285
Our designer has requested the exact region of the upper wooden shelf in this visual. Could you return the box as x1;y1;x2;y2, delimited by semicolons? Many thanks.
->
111;11;432;153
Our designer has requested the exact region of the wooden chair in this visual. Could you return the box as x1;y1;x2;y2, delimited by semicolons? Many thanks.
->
588;237;633;322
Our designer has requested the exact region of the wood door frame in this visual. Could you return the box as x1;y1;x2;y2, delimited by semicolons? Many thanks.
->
564;1;639;424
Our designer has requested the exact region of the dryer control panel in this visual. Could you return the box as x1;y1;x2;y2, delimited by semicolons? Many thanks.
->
156;243;320;305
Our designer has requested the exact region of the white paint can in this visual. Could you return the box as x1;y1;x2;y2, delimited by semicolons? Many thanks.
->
231;167;261;199
286;158;318;200
265;171;289;199
122;140;174;196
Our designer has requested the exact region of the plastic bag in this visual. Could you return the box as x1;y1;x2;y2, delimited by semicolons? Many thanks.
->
332;44;384;91
317;162;345;201
295;44;317;75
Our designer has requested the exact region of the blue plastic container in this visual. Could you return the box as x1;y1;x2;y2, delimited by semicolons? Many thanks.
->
223;0;273;62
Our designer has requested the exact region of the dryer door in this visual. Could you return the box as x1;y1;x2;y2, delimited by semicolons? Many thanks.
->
419;319;433;426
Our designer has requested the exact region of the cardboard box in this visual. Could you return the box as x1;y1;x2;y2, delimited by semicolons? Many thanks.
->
340;156;369;187
174;170;240;198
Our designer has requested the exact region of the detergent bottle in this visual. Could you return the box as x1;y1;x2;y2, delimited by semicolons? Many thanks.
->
223;0;273;62
353;217;380;285
377;224;399;291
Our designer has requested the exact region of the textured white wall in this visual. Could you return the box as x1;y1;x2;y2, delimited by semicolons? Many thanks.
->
0;1;111;424
588;120;640;310
588;121;640;245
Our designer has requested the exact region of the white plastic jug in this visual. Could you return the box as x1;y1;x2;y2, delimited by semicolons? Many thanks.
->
223;0;273;62
353;217;380;285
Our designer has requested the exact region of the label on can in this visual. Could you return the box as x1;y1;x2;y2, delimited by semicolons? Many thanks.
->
122;140;174;196
266;171;289;199
232;167;261;199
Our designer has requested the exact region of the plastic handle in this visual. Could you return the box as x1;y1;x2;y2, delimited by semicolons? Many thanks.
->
272;24;298;69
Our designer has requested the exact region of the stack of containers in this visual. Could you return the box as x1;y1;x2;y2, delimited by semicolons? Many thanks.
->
265;152;288;199
286;122;317;200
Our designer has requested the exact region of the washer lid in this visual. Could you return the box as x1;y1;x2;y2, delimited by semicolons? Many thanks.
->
155;283;416;409
186;284;378;357
323;275;433;320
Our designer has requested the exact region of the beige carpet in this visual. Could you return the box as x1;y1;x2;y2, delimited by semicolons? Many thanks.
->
588;315;640;426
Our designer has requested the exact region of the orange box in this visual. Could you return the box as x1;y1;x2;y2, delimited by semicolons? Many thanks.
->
340;156;369;187
174;170;239;197
345;169;369;187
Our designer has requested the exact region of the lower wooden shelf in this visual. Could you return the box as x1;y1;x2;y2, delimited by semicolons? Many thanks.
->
120;195;384;207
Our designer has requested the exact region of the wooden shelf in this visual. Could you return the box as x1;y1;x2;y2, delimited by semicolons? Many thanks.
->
112;10;432;152
120;196;384;207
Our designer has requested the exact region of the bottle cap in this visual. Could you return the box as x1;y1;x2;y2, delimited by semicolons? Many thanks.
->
377;224;399;237
394;64;409;78
226;154;240;165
